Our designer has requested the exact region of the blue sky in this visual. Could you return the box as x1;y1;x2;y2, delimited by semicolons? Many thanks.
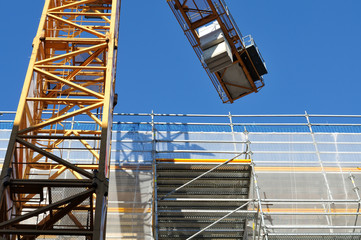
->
0;0;360;115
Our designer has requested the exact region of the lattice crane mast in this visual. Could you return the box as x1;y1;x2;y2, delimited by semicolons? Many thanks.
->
0;0;119;239
0;0;267;239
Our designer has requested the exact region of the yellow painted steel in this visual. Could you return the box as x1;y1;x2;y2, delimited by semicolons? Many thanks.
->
157;158;252;163
0;0;121;239
255;167;360;172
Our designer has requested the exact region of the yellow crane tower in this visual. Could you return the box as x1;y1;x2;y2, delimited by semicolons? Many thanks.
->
0;0;267;239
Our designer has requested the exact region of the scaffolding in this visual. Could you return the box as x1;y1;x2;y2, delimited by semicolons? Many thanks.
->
0;112;361;239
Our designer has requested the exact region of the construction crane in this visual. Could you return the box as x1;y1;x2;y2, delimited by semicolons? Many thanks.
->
0;0;267;239
168;0;267;103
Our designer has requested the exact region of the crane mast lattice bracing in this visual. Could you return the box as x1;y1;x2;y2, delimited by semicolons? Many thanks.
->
0;0;120;239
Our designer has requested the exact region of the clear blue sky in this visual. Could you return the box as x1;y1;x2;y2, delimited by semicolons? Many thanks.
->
0;0;360;115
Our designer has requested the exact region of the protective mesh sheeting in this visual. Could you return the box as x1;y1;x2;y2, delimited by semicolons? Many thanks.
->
112;131;153;164
36;237;87;240
248;131;361;237
1;113;361;239
0;130;10;160
107;169;153;239
249;132;361;167
156;131;246;160
112;130;247;165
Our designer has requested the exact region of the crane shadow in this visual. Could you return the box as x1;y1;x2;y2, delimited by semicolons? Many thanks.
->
108;122;214;239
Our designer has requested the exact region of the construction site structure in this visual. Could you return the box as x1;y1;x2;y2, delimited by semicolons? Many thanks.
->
0;0;269;239
0;0;120;239
0;112;361;239
168;0;268;103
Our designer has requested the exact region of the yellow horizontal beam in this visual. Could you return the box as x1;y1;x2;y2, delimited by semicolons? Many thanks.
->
35;129;101;134
110;165;152;170
17;205;358;214
22;164;152;171
255;167;360;172
34;43;107;65
17;164;361;172
46;207;360;214
109;207;360;214
36;65;107;70
156;158;251;163
260;208;359;213
50;12;112;16
26;98;103;104
48;0;97;12
45;37;107;44
108;207;151;213
21;164;360;173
